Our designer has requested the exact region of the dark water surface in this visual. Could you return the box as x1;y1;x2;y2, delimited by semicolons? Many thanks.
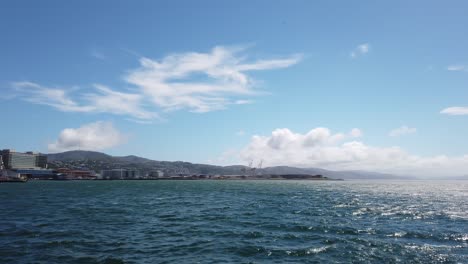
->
0;180;467;263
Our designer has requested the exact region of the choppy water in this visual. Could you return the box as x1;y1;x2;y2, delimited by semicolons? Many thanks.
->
0;180;467;263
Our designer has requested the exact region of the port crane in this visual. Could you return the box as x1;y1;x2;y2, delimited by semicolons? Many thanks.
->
257;159;263;175
241;159;264;176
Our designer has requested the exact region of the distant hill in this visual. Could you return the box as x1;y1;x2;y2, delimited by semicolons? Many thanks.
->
46;150;414;179
429;175;468;180
261;166;413;180
115;155;153;163
48;150;113;161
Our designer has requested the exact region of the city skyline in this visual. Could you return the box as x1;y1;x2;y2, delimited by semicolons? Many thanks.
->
1;1;468;176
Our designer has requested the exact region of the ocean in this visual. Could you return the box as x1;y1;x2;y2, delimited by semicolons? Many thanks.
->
0;180;467;263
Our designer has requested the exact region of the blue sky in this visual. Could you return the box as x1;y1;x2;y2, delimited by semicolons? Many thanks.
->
1;1;468;176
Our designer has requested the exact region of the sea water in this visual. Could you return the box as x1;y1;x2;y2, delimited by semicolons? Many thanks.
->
0;180;467;263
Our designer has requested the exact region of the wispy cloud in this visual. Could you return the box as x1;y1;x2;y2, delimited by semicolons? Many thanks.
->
12;81;158;121
85;84;158;120
12;81;93;112
389;126;417;137
441;106;468;116
125;46;302;113
10;45;301;121
350;43;370;58
48;121;126;152
447;65;468;72
240;127;468;177
234;99;253;105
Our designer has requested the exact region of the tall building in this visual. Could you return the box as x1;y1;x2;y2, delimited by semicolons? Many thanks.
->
35;154;48;168
0;149;48;169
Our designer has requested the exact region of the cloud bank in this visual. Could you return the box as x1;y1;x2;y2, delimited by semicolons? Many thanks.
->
11;46;301;121
48;121;126;152
240;127;468;177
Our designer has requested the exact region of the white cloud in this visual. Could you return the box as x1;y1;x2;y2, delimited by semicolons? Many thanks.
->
12;81;93;112
350;43;370;58
447;65;468;72
12;82;158;122
125;46;302;113
85;84;158;120
358;44;370;53
48;121;126;152
240;127;468;177
441;106;468;115
11;46;301;121
234;99;253;105
389;126;417;137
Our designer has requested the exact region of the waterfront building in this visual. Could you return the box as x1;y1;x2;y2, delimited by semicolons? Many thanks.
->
148;170;165;178
14;169;56;179
56;168;97;180
35;154;48;168
0;149;48;169
101;169;139;180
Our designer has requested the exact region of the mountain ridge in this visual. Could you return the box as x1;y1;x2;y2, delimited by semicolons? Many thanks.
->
46;150;414;180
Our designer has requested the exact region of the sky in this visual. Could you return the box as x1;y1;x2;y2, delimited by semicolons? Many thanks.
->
1;0;468;176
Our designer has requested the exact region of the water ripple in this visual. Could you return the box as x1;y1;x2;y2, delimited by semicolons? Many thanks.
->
0;180;467;263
